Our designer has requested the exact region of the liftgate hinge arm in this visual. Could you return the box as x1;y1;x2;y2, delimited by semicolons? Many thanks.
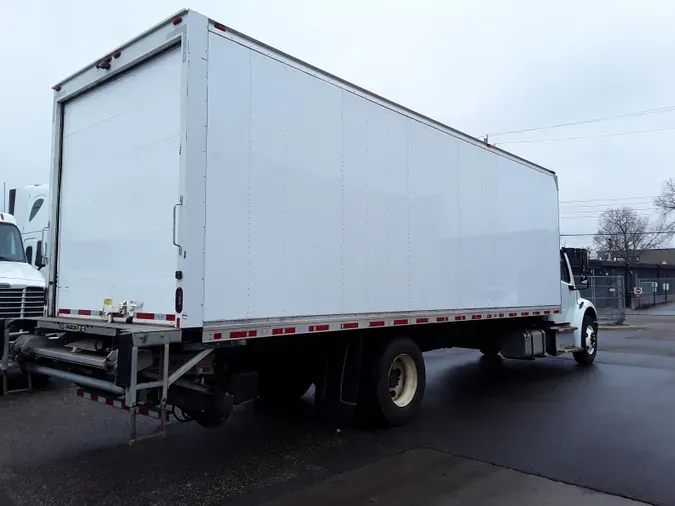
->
167;348;213;386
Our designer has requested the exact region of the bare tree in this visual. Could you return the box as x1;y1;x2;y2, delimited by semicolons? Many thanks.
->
655;178;675;214
593;207;675;265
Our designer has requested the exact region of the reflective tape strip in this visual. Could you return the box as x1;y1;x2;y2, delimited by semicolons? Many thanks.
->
136;312;176;321
76;389;167;420
58;308;103;317
58;308;175;322
203;307;563;343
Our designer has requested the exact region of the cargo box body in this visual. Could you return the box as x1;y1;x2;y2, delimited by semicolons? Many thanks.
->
48;10;561;337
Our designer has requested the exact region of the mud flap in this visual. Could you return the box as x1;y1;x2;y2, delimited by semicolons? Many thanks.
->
314;333;363;427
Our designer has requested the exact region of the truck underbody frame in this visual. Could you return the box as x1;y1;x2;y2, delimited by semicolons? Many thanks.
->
4;310;591;444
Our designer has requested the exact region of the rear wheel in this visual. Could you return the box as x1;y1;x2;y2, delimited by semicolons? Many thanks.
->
479;341;500;357
182;408;228;428
573;313;598;365
258;362;313;405
358;336;426;426
29;373;51;389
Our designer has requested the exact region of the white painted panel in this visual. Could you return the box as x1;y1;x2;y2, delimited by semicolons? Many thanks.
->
341;94;410;313
494;154;561;307
457;143;500;309
409;124;461;310
57;47;182;314
203;33;560;322
204;34;343;320
203;37;250;320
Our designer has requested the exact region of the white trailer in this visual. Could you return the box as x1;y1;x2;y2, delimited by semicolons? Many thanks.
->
9;9;598;442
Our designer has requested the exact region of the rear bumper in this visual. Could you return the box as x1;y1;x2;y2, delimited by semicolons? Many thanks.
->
5;316;217;412
32;316;182;340
5;316;181;395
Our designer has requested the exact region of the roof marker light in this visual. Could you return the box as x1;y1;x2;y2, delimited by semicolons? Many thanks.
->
173;17;183;25
113;50;121;59
214;23;226;31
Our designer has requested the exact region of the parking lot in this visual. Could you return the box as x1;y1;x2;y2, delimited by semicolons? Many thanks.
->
2;313;674;505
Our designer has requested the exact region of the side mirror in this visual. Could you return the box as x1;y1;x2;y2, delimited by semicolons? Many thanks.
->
562;247;590;291
35;254;47;269
35;241;46;269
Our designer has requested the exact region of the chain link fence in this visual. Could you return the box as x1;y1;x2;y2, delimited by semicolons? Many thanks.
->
633;278;675;309
587;276;625;324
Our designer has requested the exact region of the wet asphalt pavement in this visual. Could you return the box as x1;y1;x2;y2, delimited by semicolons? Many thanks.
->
1;315;675;505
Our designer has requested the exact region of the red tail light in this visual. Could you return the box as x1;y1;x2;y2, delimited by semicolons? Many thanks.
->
175;287;183;313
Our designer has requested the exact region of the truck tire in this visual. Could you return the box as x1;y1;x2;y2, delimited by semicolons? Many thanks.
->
359;336;426;427
573;313;598;365
29;373;51;389
258;365;313;405
183;408;229;428
479;340;500;357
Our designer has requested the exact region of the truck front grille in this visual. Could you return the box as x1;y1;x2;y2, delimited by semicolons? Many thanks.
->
0;287;45;319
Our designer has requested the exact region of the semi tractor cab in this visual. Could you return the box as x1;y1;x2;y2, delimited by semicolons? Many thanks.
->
0;213;46;316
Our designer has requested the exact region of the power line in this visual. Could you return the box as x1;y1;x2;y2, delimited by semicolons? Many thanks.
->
486;104;675;138
562;216;664;222
561;231;674;237
495;125;675;145
560;203;657;210
561;216;663;221
560;196;658;204
561;206;659;212
561;207;660;216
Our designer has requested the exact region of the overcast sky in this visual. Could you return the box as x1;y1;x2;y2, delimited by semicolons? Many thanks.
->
2;0;674;247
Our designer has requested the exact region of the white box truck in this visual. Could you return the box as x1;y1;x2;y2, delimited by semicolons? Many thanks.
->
9;9;598;442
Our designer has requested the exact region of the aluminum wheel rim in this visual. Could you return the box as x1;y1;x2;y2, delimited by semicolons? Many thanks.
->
585;325;596;355
388;354;418;407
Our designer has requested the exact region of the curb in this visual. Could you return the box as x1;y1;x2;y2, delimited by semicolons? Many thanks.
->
598;324;638;331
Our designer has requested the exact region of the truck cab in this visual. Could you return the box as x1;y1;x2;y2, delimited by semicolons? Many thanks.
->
0;212;46;319
7;184;49;276
557;247;597;363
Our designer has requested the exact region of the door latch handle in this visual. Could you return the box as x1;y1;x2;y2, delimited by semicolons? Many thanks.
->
173;195;183;256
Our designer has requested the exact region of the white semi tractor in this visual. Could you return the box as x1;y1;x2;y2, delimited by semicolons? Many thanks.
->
9;9;597;442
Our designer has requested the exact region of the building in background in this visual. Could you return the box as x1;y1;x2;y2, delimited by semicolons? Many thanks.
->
590;250;675;311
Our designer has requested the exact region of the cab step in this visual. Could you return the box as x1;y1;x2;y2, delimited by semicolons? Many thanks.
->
1;323;35;395
550;324;578;334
